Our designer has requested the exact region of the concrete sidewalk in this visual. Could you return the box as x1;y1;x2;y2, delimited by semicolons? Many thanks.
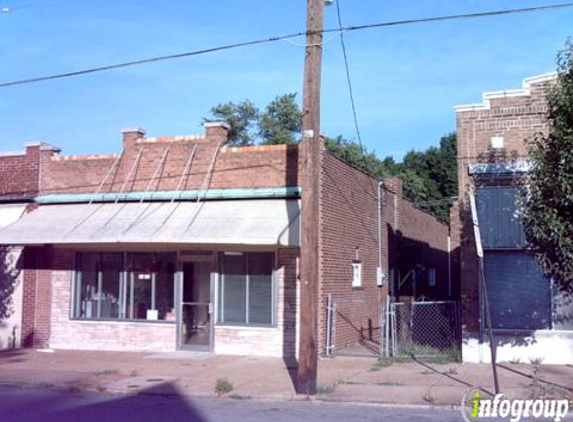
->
0;349;572;406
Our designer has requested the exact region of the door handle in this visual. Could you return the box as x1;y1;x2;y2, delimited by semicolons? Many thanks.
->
208;303;213;314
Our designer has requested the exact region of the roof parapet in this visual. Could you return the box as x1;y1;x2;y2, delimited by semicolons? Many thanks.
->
454;72;557;113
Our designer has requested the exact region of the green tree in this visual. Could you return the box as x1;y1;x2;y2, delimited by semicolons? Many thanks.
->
259;93;302;145
523;40;573;294
204;96;458;221
203;100;259;146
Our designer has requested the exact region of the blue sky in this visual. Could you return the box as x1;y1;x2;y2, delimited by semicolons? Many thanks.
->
0;0;571;159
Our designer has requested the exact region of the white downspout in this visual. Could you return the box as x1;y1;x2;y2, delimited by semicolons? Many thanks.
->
377;182;383;287
447;235;452;298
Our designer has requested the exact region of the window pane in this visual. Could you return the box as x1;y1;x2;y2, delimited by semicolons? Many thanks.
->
77;253;99;319
127;253;175;321
100;253;122;319
248;253;273;324
221;254;247;324
129;254;153;320
154;253;176;321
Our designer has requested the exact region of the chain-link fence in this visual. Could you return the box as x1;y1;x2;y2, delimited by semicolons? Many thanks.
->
391;301;460;361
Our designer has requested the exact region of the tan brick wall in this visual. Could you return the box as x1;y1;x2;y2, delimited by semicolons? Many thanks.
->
214;247;299;358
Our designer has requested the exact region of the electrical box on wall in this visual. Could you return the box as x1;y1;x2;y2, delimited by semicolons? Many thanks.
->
377;266;387;286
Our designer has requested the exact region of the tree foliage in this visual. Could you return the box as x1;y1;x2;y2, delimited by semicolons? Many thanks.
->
523;40;573;294
259;93;302;145
203;100;259;146
204;94;458;221
325;134;457;220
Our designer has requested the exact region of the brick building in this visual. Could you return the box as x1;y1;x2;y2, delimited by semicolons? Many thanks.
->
0;122;449;357
0;143;51;349
452;73;573;364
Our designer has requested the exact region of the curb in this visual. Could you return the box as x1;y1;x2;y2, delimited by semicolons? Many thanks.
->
0;380;461;411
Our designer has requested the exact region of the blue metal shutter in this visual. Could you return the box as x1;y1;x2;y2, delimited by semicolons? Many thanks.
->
484;251;551;330
477;187;526;249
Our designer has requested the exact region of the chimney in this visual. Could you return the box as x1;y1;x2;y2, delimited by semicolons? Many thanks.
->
383;177;403;231
204;122;231;144
121;127;146;150
383;177;403;198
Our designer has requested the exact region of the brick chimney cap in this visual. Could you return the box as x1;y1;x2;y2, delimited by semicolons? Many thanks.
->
204;121;231;131
121;127;146;135
25;141;61;152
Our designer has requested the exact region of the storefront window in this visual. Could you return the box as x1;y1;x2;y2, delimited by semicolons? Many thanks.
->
127;253;176;321
218;252;274;326
74;252;175;322
75;253;122;319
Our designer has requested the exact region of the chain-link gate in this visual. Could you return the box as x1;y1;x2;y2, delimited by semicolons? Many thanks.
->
391;301;459;360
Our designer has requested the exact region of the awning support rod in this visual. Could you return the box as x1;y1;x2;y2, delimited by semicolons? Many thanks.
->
170;144;198;204
122;146;171;235
114;148;145;205
63;151;124;239
89;148;145;238
183;140;223;235
152;144;198;236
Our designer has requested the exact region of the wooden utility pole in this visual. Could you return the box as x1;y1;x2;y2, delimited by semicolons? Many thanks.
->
297;0;324;395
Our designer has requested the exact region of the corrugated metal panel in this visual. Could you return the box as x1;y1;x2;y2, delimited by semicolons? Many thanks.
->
477;187;526;249
484;251;551;330
0;199;300;247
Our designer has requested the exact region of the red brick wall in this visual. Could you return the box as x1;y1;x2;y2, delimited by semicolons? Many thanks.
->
318;152;450;351
454;74;554;333
0;144;43;200
40;127;299;196
20;246;68;348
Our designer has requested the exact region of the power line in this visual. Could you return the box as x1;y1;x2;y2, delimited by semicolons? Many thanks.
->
335;0;365;157
321;2;573;35
1;0;67;14
1;2;573;88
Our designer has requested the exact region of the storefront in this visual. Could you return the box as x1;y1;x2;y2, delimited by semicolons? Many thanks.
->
0;198;300;357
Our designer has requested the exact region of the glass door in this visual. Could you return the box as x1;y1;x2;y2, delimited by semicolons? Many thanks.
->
178;261;213;351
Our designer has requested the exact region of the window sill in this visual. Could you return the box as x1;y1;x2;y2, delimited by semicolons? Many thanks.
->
351;286;364;291
69;318;176;325
216;324;277;330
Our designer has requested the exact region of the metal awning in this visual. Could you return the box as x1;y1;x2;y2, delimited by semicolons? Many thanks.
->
0;203;27;229
0;199;300;247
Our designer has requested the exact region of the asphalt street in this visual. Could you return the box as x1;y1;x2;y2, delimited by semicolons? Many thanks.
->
0;384;464;422
0;384;560;422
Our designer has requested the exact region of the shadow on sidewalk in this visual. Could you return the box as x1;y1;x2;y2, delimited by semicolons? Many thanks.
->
0;382;208;422
0;348;28;364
